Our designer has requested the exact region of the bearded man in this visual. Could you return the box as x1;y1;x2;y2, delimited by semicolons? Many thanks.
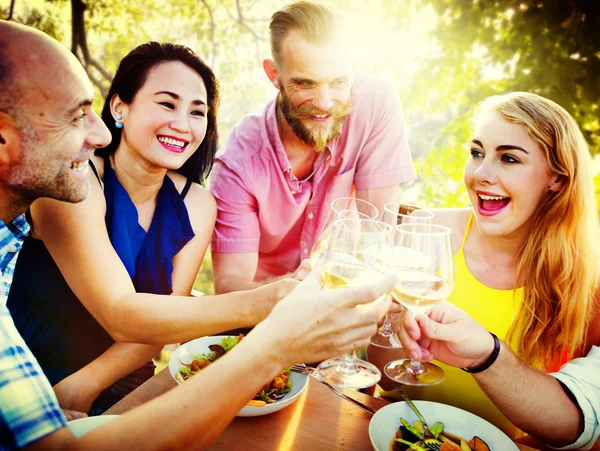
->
210;1;416;293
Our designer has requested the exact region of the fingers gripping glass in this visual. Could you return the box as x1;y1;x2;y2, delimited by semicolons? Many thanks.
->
370;204;433;345
317;217;393;389
384;223;454;386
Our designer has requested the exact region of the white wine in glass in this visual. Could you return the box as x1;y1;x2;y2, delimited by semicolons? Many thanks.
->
317;217;392;389
390;271;454;315
384;223;454;386
367;204;435;390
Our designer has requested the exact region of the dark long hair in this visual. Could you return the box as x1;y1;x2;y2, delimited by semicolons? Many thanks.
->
98;42;219;184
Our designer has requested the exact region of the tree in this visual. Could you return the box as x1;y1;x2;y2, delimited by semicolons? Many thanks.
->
406;0;600;207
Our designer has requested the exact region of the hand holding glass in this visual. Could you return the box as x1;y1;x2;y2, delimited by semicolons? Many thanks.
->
373;204;434;345
384;223;454;386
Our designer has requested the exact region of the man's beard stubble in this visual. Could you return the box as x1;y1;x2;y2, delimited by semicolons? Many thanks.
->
7;122;89;204
278;86;352;151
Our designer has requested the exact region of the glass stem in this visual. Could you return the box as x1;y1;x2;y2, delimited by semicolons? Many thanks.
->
379;313;393;337
340;351;358;375
407;359;426;375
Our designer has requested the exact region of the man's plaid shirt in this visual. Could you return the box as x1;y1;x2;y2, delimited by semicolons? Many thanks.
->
0;215;66;450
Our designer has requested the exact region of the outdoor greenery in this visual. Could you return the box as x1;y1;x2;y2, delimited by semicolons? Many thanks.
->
3;0;599;296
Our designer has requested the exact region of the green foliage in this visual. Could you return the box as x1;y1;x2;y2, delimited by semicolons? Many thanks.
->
6;0;600;285
1;4;65;39
415;115;471;209
403;0;600;209
193;249;214;295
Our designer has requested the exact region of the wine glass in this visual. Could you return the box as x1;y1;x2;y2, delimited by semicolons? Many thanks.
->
381;203;434;227
309;197;379;268
317;217;393;389
367;204;434;389
384;223;454;386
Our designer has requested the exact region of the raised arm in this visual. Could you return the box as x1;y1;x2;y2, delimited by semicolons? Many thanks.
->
212;251;263;293
31;173;295;345
209;154;268;293
53;181;221;412
26;269;398;450
396;302;596;448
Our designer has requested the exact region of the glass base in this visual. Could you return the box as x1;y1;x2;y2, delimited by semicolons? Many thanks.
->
384;359;445;387
366;335;406;391
318;357;381;389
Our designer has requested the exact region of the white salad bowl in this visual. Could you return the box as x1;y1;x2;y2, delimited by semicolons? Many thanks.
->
168;335;309;417
369;400;518;450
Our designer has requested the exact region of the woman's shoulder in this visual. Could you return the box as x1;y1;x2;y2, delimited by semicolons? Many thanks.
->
90;155;105;181
430;207;472;252
167;172;216;215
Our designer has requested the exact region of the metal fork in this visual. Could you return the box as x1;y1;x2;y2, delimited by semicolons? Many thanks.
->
290;364;376;415
391;381;435;440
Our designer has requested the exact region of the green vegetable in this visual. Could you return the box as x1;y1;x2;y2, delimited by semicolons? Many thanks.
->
193;337;240;362
220;336;240;352
430;422;444;439
401;418;424;440
393;439;427;451
194;351;215;361
254;392;273;404
414;420;425;435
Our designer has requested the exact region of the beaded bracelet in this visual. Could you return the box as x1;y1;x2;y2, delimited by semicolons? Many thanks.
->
462;332;500;374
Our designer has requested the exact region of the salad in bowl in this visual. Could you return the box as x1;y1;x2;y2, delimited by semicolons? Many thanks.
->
168;335;309;417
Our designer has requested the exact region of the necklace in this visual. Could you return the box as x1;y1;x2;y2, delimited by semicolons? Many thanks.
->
298;151;327;183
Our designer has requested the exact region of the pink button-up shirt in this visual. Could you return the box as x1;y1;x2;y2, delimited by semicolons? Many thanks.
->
210;77;416;280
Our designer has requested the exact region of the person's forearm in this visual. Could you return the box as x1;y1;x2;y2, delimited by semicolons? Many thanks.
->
53;343;161;413
475;342;583;446
214;276;268;294
101;283;285;344
79;343;161;392
68;322;284;450
215;271;297;295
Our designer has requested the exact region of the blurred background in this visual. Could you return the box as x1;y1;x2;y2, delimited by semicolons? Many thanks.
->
3;0;599;298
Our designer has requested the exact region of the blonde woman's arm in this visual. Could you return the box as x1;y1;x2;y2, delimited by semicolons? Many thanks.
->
396;302;586;447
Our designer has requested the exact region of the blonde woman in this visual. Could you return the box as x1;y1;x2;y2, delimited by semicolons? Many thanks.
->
392;92;600;440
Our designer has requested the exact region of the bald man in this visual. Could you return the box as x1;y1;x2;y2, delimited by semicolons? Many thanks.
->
0;22;398;449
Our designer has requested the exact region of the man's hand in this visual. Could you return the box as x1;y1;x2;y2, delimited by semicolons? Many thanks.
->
259;266;398;367
395;301;495;369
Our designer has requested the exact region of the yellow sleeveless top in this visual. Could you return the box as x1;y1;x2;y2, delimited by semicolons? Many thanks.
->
387;214;525;438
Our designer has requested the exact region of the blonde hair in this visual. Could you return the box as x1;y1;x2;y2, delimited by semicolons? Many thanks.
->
475;92;600;369
269;1;343;66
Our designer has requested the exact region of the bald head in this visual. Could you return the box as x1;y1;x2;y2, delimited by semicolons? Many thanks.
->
0;22;110;219
0;21;91;119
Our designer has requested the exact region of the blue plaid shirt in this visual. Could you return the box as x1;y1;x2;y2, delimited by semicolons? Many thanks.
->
0;215;66;450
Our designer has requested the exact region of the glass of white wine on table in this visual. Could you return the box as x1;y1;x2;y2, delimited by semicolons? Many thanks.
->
317;217;393;389
384;222;454;386
367;204;435;390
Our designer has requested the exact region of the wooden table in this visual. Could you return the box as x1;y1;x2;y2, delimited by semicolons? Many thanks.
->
105;370;541;450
